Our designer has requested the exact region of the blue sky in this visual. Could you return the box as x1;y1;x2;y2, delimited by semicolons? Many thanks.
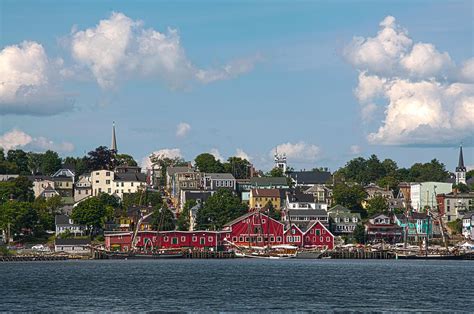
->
0;0;473;172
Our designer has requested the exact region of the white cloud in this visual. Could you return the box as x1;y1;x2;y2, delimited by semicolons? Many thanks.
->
0;129;74;152
70;12;259;89
271;141;321;162
0;41;73;115
350;145;362;155
210;148;224;162
141;148;183;169
235;148;251;161
176;122;191;138
345;16;474;145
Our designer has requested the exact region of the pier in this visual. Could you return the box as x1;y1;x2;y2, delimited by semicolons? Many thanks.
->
183;251;235;259
0;255;69;262
321;250;396;259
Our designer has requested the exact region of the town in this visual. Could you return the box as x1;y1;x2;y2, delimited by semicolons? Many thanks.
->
1;124;473;260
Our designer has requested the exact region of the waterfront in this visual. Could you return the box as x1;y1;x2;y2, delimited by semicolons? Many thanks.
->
0;259;473;312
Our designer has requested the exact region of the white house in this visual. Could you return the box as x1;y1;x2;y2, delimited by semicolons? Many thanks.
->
54;238;91;255
55;215;86;236
462;212;474;240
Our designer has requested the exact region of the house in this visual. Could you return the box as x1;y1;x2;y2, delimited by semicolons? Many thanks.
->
40;184;60;199
365;213;403;243
180;190;212;211
166;166;195;197
249;189;281;210
29;175;55;198
52;168;75;183
300;221;334;250
328;205;361;235
0;174;19;182
282;209;329;228
222;211;285;247
91;166;146;199
410;182;452;211
364;183;393;199
288;170;332;187
55;215;86;236
462;212;474;240
250;177;289;189
437;192;474;223
74;173;92;203
52;176;74;197
54;238;91;255
202;173;236;191
394;212;432;242
285;191;328;211
173;171;202;198
304;184;333;206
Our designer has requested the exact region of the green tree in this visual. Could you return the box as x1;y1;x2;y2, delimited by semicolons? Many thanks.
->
27;152;42;175
7;149;29;174
86;146;116;171
0;176;34;204
40;150;62;175
195;189;247;230
177;200;196;231
152;203;175;231
447;219;462;235
268;167;284;177
194;153;223;173
453;183;470;193
122;191;162;209
366;195;389;217
407;159;449;182
223;157;251;179
116;154;138;167
0;201;38;239
264;201;281;221
466;170;474;180
353;224;366;244
71;197;112;234
332;183;367;214
63;156;90;177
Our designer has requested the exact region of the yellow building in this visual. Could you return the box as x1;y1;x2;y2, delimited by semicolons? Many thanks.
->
249;188;281;210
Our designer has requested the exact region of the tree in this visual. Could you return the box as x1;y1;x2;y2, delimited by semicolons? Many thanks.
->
177;200;196;231
0;176;34;204
453;183;470;193
0;201;38;239
71;197;113;234
407;159;449;182
122;191;162;209
268;167;284;177
332;183;367;214
7;149;29;174
149;154;187;187
40;150;62;175
466;170;474;181
194;153;223;173
27;152;42;175
447;219;462;235
366;195;388;217
63;156;90;177
223;157;251;179
152;203;175;231
195;189;247;230
353;224;366;244
86;146;116;171
116;154;138;167
265;201;280;221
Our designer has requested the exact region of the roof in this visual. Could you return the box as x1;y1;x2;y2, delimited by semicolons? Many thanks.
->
250;177;288;186
287;192;314;203
55;215;71;225
205;173;235;180
329;210;361;219
167;167;194;176
55;238;91;246
184;191;212;201
462;211;474;219
114;172;147;182
456;145;465;171
287;209;328;217
328;204;350;213
251;188;280;198
289;171;332;185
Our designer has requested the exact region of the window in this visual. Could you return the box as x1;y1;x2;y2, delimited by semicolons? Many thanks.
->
131;182;134;187
270;236;275;242
320;236;323;242
326;237;330;242
232;236;237;242
276;236;282;242
322;230;326;235
108;188;111;193
128;189;131;193
96;172;99;175
239;236;244;242
95;180;99;184
172;237;178;244
181;236;186;242
200;238;205;245
98;188;102;193
287;236;293;242
116;183;119;187
291;229;296;235
164;236;169;242
78;190;81;195
106;180;110;184
316;230;320;236
121;182;124;187
192;236;197;242
257;237;262;242
208;236;213;242
262;219;266;224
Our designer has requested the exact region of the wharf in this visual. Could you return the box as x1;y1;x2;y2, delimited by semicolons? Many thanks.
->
321;250;396;259
0;255;69;262
183;251;235;259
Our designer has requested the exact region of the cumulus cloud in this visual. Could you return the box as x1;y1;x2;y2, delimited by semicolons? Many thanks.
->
210;148;224;162
141;148;183;169
176;122;191;138
235;148;251;161
70;12;259;89
271;141;321;162
0;41;74;115
0;129;74;152
345;16;474;145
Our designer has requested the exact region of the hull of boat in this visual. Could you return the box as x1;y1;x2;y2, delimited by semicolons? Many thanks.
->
296;251;323;259
105;252;183;259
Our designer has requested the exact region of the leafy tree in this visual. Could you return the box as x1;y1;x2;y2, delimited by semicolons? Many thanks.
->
194;153;223;173
453;183;470;193
265;201;281;221
407;159;449;182
0;176;34;204
7;149;29;174
122;191;162;209
332;183;367;214
268;167;284;177
71;196;113;234
223;157;251;179
377;176;399;191
148;154;187;187
86;146;116;171
353;224;366;244
177;200;196;231
63;156;90;177
97;192;120;208
195;189;247;230
40;150;62;175
447;219;462;235
366;195;389;217
27;152;42;175
116;154;138;167
0;201;38;239
466;170;474;180
152;203;175;231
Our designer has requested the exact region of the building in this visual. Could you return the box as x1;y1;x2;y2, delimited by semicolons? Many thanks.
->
55;215;86;236
40;185;60;199
364;183;393;200
54;238;91;255
437;192;474;222
52;168;75;183
303;184;333;206
288;170;332;187
365;213;403;243
249;189;281;210
282;209;329;228
74;173;92;203
166;166;196;198
455;145;467;185
410;182;452;211
179;190;212;211
202;173;236;191
274;151;287;173
250;177;289;189
285;191;328;211
394;212;432;242
91;166;146;199
327;205;361;235
0;174;19;182
462;212;474;240
29;175;55;198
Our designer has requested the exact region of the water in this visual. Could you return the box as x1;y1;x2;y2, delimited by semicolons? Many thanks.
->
0;259;473;312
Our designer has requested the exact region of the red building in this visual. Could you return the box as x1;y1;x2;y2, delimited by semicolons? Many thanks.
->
302;221;334;249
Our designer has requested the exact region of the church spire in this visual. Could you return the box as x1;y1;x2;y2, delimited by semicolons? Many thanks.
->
456;144;465;171
111;121;117;152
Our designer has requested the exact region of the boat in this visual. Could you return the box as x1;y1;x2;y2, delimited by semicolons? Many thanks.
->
225;239;297;259
296;249;324;259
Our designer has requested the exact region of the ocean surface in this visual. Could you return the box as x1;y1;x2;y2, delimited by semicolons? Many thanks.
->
0;259;473;312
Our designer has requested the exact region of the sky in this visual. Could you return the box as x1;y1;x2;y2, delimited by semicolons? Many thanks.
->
0;0;473;172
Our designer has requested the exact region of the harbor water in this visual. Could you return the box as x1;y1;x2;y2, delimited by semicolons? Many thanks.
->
0;259;473;312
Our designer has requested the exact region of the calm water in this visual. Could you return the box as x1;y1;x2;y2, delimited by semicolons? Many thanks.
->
0;259;473;312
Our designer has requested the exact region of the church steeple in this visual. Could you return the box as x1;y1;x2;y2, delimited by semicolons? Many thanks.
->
111;122;117;152
455;144;466;185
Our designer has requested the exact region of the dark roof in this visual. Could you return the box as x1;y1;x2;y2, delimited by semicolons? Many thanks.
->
328;204;350;212
205;173;235;180
288;209;328;216
289;171;332;185
55;238;91;246
167;167;194;176
55;215;70;225
250;177;288;186
115;172;147;182
456;145;466;171
184;191;212;201
463;211;474;219
287;192;314;203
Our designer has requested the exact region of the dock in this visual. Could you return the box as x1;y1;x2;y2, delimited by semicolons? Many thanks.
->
0;255;69;262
